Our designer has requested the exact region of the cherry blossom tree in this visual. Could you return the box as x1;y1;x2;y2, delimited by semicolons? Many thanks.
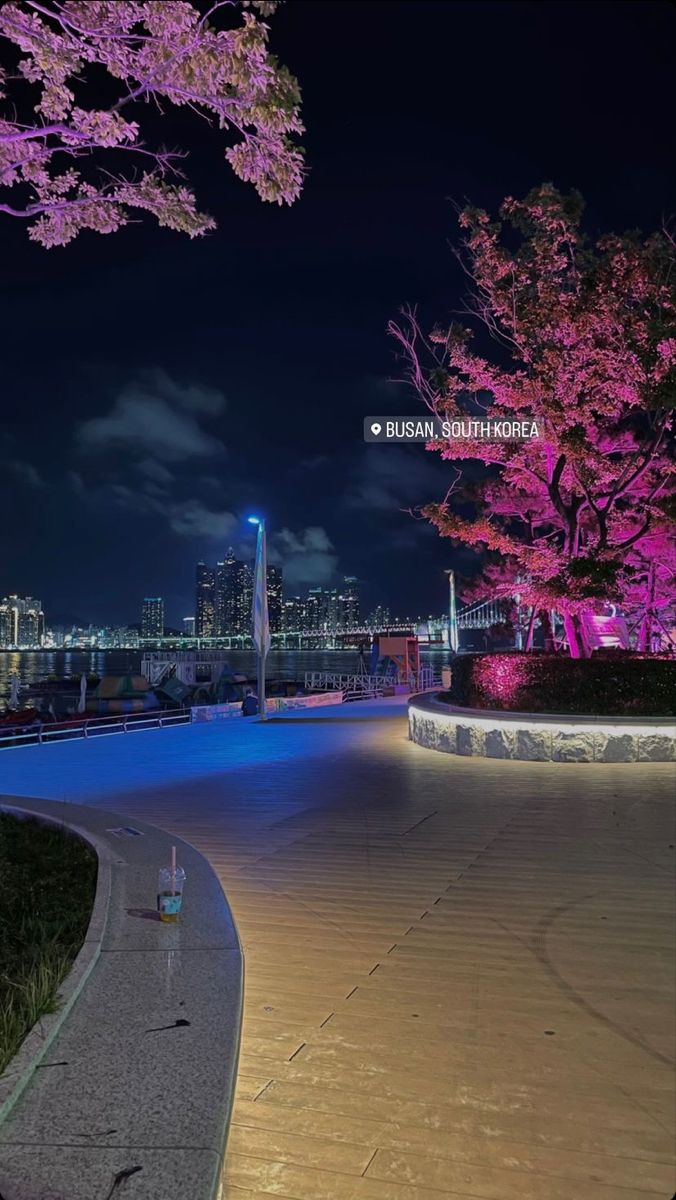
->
624;527;675;651
391;185;675;657
0;1;303;247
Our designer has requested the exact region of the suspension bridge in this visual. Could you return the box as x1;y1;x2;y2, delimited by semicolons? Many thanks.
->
139;596;509;658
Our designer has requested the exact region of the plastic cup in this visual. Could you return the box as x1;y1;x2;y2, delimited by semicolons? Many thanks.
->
157;866;186;922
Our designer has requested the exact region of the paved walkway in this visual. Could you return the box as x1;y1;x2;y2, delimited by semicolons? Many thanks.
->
2;698;675;1200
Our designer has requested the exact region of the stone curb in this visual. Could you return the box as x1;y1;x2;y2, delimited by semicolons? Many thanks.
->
0;796;243;1200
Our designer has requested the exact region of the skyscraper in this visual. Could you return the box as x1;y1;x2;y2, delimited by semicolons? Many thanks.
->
0;599;15;648
305;587;323;631
215;548;241;636
235;561;253;634
195;562;216;637
304;587;342;632
267;565;283;633
141;597;164;639
194;554;282;640
282;596;305;631
0;595;44;648
340;576;360;628
367;604;390;629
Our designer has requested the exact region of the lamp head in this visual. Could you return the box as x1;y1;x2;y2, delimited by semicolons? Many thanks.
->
247;515;261;526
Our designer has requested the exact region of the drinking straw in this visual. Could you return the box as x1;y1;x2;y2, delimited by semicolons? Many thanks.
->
171;844;176;889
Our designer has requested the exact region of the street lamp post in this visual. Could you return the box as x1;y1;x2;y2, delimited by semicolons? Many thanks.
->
248;515;270;721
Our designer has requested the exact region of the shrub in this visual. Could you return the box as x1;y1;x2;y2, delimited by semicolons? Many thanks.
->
0;815;97;1073
443;652;675;717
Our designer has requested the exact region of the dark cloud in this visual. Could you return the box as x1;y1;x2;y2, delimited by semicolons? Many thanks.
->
345;445;453;513
76;370;226;463
136;458;175;484
271;526;338;587
166;500;238;540
6;460;45;489
66;470;86;496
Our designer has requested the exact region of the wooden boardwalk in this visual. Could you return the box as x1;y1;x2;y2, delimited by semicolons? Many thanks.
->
2;697;675;1199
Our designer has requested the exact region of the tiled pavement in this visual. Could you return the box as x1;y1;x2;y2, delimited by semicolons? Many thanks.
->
2;697;675;1199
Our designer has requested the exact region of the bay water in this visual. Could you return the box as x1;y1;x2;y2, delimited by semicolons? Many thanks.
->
0;648;452;710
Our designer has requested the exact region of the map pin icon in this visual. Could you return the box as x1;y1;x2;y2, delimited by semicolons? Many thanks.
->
370;422;382;436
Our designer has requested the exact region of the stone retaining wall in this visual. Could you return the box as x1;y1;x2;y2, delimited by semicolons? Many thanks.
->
408;693;675;762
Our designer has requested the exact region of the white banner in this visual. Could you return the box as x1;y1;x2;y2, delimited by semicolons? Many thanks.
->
251;521;271;658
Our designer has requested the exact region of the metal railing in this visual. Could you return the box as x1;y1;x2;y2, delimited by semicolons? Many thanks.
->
304;668;440;702
310;672;395;701
0;708;191;750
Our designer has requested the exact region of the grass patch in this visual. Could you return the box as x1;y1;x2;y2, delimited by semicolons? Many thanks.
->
0;813;97;1076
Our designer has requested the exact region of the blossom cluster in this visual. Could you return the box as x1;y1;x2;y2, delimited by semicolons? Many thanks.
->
0;1;304;245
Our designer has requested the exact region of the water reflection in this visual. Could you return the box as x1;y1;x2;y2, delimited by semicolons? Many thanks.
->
0;647;452;710
0;650;137;710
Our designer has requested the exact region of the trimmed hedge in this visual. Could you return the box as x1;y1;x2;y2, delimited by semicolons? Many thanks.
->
444;652;676;717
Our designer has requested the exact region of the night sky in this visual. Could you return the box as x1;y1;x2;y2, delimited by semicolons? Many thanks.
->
1;1;674;627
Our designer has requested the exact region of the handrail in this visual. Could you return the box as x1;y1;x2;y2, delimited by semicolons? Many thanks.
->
0;708;191;750
304;669;440;701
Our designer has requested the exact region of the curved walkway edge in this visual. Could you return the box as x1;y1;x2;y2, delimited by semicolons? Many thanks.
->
409;691;676;761
0;796;243;1200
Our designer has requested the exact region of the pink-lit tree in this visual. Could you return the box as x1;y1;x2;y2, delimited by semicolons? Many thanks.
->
391;185;675;657
0;1;303;246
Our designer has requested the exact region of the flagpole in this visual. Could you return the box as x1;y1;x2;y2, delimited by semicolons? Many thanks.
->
248;514;269;722
258;518;267;722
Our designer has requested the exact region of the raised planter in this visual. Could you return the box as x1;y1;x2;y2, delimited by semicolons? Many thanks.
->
408;692;675;762
0;797;243;1199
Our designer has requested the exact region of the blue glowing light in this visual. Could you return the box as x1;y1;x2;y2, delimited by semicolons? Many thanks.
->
247;515;261;526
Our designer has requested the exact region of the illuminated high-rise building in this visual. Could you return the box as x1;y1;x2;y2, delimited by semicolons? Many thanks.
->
326;588;339;630
305;587;323;631
197;553;275;639
195;562;216;637
267;565;283;633
235;561;253;634
304;587;343;632
0;595;44;648
340;576;360;627
215;548;241;636
367;604;390;629
141;597;164;639
282;596;305;631
20;599;44;646
0;600;14;648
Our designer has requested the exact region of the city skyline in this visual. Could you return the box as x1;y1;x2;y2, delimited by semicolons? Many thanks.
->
0;569;420;649
0;537;387;639
0;528;432;635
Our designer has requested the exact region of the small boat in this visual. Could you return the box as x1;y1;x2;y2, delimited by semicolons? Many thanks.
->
92;674;160;715
0;706;42;727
